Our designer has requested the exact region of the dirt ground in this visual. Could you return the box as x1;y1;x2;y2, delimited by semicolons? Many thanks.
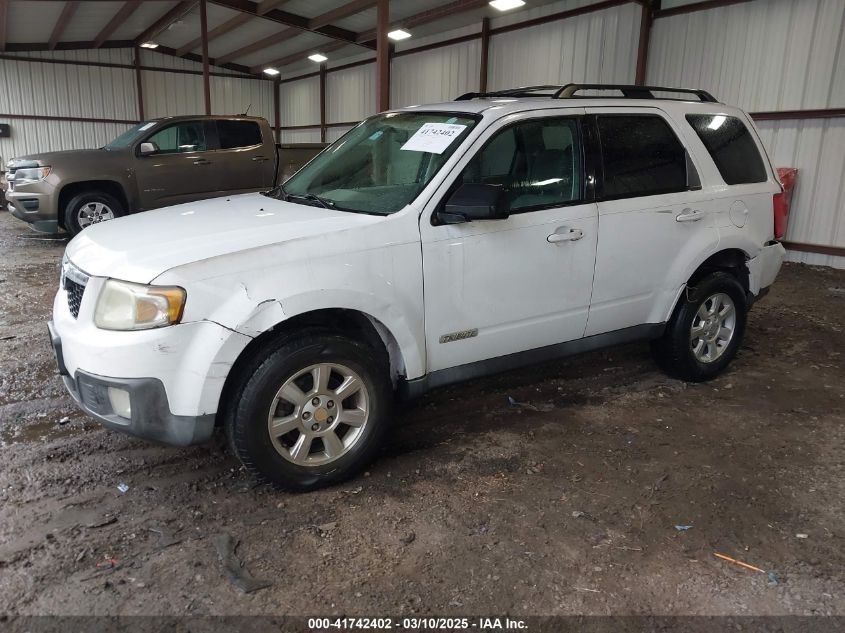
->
0;209;843;618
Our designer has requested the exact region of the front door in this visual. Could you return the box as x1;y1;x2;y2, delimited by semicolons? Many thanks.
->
134;119;220;209
420;112;598;372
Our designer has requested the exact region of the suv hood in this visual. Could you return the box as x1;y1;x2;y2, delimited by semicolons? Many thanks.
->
66;194;382;283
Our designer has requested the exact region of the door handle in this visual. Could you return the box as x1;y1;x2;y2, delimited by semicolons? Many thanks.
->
193;159;212;165
251;156;269;162
547;228;584;243
676;208;703;222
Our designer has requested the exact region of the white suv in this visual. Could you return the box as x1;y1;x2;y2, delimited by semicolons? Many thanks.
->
49;84;786;491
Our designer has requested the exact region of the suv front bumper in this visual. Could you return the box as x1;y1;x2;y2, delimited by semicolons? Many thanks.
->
49;321;215;446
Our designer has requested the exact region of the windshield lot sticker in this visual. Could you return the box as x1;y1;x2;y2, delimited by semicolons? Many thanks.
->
401;123;467;154
139;122;156;131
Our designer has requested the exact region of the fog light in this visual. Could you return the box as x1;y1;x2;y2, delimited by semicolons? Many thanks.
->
107;387;131;419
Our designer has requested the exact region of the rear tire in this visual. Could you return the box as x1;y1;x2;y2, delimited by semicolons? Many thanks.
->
651;271;747;382
64;191;125;237
224;331;393;492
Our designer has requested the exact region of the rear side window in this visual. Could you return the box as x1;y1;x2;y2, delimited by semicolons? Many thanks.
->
217;120;262;149
686;114;767;185
596;115;688;199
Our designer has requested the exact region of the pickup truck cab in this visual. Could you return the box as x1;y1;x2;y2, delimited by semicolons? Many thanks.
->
6;115;319;236
50;84;787;491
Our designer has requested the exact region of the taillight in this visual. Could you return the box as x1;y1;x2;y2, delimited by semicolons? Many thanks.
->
773;191;788;240
774;167;798;241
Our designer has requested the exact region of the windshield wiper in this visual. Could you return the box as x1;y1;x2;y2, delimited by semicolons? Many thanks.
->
262;184;287;200
287;192;335;209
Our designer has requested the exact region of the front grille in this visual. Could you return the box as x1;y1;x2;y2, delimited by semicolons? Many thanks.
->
61;259;90;319
66;278;85;318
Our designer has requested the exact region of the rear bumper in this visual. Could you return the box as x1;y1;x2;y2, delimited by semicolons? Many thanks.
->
748;241;786;296
49;321;215;446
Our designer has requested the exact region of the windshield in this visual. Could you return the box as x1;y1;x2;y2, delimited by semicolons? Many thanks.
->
272;112;479;215
103;121;158;150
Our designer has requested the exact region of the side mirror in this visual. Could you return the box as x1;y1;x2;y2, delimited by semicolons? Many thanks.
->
139;142;157;156
438;183;509;225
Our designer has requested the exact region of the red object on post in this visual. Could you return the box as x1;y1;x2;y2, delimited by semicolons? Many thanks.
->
773;167;798;240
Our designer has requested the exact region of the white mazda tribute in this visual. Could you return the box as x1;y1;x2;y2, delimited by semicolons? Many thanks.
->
50;84;787;491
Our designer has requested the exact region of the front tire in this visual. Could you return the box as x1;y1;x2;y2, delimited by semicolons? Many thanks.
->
651;271;747;382
64;191;124;237
225;332;393;492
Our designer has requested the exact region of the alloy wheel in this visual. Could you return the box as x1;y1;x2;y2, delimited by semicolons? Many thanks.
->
690;292;736;363
266;362;370;466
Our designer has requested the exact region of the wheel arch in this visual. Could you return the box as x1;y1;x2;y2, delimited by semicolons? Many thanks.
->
664;247;753;322
215;307;410;427
58;180;130;228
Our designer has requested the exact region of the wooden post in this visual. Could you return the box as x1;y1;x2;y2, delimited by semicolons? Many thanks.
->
199;0;211;114
375;0;389;112
273;76;280;142
319;62;327;143
134;45;144;121
479;17;490;93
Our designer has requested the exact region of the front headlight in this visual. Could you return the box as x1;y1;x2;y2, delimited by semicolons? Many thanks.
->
95;279;186;331
14;166;52;185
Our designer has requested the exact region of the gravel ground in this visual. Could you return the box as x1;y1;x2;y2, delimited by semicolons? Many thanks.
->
0;209;843;617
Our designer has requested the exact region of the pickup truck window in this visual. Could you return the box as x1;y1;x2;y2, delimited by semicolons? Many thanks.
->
456;117;582;212
146;121;207;155
217;120;262;149
278;112;479;215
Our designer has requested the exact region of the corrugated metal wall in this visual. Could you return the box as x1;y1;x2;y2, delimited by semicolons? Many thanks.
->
279;75;321;143
392;39;481;107
489;1;641;89
0;52;137;161
756;118;845;269
647;0;845;267
327;63;375;124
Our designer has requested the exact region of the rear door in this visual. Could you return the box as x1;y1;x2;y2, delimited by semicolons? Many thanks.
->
210;119;275;193
134;119;218;209
584;107;720;336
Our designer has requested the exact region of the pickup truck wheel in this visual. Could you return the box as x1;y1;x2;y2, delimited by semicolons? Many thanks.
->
64;191;124;237
651;271;747;382
226;333;393;492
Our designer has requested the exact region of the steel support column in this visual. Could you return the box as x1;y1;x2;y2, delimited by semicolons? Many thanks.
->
200;0;211;115
134;45;144;120
375;0;389;112
479;17;490;93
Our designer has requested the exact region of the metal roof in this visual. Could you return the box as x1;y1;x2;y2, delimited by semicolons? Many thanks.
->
0;0;568;76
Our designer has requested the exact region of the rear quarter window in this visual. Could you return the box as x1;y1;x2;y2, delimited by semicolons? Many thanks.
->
686;114;768;185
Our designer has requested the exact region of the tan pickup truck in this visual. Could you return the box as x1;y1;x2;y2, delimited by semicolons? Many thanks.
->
5;115;325;236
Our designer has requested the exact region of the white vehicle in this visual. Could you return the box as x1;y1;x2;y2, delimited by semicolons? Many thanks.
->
50;84;787;491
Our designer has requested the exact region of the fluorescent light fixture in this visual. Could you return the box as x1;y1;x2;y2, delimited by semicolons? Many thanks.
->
139;42;159;49
308;53;328;63
388;29;412;41
708;115;727;130
263;67;280;76
489;0;525;11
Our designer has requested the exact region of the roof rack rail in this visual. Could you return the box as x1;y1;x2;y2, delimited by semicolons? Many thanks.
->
455;83;718;103
554;83;718;102
455;85;565;100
